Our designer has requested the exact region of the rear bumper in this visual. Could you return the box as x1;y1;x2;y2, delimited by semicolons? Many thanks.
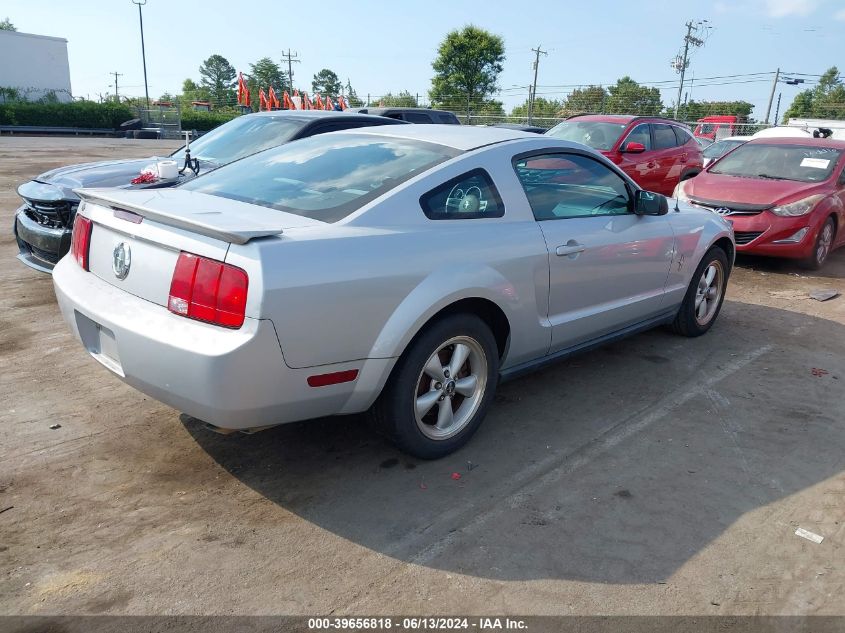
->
52;257;395;429
14;205;72;273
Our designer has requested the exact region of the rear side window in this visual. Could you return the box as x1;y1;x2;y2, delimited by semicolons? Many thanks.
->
438;113;459;124
421;169;505;220
673;125;694;145
405;112;434;124
653;124;679;149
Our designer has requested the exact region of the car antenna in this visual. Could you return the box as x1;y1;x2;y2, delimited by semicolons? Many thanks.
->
178;130;200;176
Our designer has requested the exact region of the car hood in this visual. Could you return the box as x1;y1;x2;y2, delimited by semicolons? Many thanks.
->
29;156;213;201
685;172;822;206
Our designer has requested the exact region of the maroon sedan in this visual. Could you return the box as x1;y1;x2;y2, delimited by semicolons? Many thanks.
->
675;138;845;269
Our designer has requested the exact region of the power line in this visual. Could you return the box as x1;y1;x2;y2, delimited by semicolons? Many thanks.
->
281;49;300;92
109;71;123;100
671;19;709;119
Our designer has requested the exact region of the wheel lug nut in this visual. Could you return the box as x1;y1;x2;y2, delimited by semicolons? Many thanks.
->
444;370;450;378
435;382;442;390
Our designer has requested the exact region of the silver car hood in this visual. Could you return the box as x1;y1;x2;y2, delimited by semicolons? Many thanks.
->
74;187;325;245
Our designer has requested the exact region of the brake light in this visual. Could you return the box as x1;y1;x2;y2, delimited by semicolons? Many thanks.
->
70;214;93;270
167;252;249;328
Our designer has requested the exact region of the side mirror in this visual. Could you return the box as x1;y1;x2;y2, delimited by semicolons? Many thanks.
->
622;141;646;154
635;190;669;216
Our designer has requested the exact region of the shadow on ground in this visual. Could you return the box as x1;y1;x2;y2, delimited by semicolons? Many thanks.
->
185;301;845;584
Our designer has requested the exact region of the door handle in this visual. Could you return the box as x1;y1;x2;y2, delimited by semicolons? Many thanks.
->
556;241;585;257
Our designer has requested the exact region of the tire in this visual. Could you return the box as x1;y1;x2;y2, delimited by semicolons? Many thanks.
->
133;129;160;140
671;246;730;337
800;217;835;270
371;313;499;459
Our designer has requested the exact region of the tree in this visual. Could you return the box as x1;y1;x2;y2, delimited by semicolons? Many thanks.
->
312;68;342;97
344;79;363;107
375;91;418;107
511;97;564;119
0;17;15;31
199;54;237;106
429;25;505;117
604;77;663;116
784;66;845;121
250;57;287;92
675;100;754;122
563;86;608;114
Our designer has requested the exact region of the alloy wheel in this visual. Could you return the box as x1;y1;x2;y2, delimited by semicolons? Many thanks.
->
413;336;488;441
694;260;725;326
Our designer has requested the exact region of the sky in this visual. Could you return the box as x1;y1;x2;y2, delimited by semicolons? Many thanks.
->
3;0;844;119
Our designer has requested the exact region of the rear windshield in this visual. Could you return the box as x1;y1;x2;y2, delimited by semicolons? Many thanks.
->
545;121;627;151
703;139;746;159
180;134;460;222
709;144;842;183
172;115;304;165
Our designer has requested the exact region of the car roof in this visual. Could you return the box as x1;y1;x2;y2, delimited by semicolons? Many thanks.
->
338;123;537;151
745;136;845;149
565;113;685;126
248;110;390;121
715;136;752;142
351;107;455;116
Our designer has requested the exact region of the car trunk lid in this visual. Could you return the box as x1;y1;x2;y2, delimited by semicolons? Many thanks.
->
75;188;323;309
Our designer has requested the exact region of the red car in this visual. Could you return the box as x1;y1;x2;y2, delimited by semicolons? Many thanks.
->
545;114;704;195
675;137;845;269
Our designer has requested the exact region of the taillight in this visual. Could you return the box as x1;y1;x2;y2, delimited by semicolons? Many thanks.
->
167;252;248;328
70;214;93;270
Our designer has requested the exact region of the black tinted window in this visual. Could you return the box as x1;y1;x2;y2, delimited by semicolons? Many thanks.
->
405;112;434;124
653;124;678;150
514;153;631;220
438;113;459;124
421;169;504;220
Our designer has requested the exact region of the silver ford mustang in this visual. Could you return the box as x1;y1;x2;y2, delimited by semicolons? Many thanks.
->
53;125;734;458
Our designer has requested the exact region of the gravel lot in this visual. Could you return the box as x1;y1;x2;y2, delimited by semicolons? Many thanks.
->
1;137;843;616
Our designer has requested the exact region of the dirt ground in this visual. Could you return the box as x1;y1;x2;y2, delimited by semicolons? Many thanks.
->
0;137;843;616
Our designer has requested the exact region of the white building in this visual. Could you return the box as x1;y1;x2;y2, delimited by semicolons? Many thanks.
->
0;29;72;102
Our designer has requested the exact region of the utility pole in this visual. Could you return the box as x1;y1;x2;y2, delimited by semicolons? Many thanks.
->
110;71;123;101
281;49;300;92
774;92;782;126
131;0;150;108
764;68;781;124
671;20;707;120
528;45;547;125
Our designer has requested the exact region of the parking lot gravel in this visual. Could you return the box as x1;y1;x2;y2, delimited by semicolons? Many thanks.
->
1;137;843;616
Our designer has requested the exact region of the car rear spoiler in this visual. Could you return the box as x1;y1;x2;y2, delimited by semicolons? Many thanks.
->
74;188;286;245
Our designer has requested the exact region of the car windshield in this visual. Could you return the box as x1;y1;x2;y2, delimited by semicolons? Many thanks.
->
709;144;841;182
180;134;460;222
171;115;305;165
545;121;627;151
703;139;746;160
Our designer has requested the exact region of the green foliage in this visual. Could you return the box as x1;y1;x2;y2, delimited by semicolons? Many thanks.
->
429;25;505;113
199;54;237;106
180;78;211;109
250;57;287;92
181;108;241;132
604;77;663;116
563;86;607;114
344;80;363;107
511;97;564;118
312;69;342;96
375;91;418;107
0;86;22;102
0;101;134;128
0;17;15;31
674;100;754;122
783;66;845;121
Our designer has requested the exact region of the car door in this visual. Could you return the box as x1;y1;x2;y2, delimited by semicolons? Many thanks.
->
513;151;676;353
617;123;661;192
650;123;683;195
